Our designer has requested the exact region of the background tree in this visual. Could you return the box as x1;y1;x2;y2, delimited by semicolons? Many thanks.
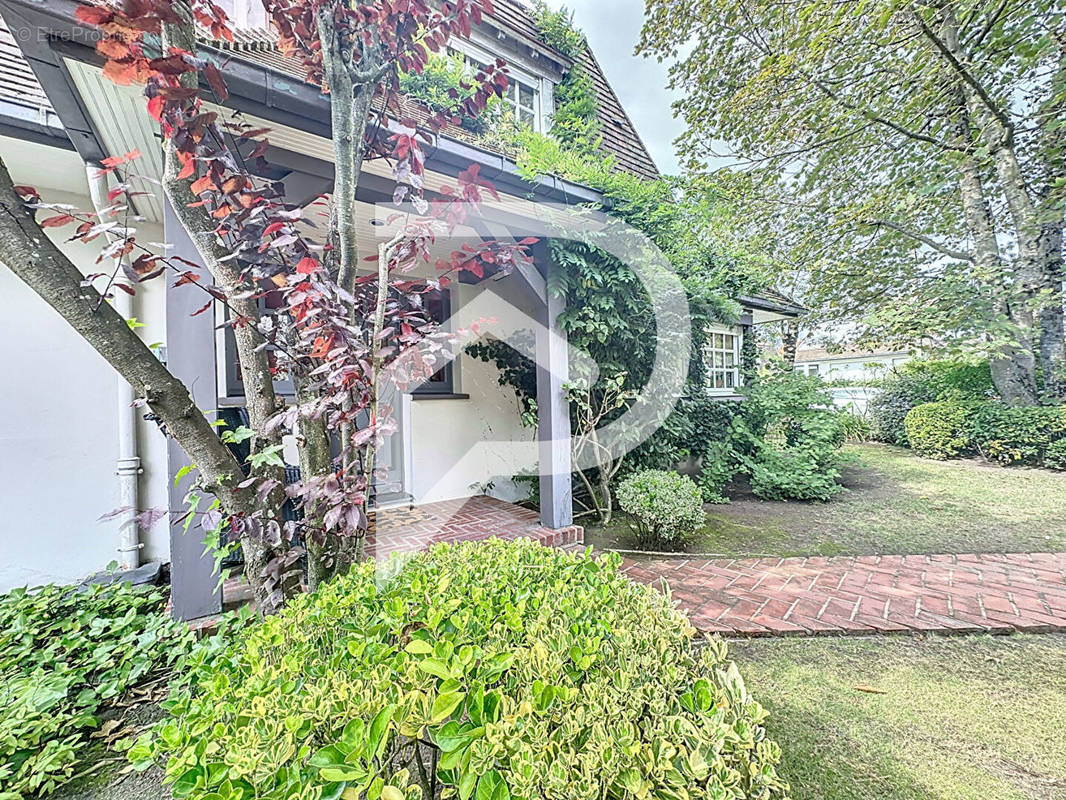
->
0;0;523;612
639;0;1066;403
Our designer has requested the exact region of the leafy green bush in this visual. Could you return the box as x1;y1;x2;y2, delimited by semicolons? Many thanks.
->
904;401;1066;466
146;540;787;800
0;581;193;798
966;403;1066;465
1044;439;1066;471
840;411;873;443
870;359;993;446
727;371;845;501
903;402;973;459
617;470;706;548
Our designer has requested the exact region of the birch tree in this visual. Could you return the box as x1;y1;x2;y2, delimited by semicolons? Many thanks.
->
640;0;1066;402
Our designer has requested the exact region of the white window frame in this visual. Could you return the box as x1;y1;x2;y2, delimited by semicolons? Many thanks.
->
446;39;547;132
705;324;743;395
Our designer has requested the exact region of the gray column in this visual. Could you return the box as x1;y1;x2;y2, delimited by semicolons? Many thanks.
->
535;283;573;529
164;200;223;620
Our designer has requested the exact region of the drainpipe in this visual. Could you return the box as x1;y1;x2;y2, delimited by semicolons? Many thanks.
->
86;163;142;570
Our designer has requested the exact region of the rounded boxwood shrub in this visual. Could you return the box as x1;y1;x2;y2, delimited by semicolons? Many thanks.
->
903;401;973;459
147;540;786;800
617;469;706;548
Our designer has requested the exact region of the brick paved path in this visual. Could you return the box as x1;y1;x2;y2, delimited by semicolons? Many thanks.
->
623;553;1066;636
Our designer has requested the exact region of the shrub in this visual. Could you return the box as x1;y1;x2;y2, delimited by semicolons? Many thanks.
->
1045;439;1066;470
869;359;993;445
904;402;973;459
904;401;1066;466
617;469;706;548
0;581;193;797
840;411;873;443
145;540;787;800
966;403;1066;466
731;371;845;501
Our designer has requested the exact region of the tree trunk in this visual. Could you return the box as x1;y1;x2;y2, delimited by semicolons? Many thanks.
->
161;4;298;608
0;158;301;608
1039;221;1066;399
930;4;1041;404
780;318;799;369
942;75;1038;403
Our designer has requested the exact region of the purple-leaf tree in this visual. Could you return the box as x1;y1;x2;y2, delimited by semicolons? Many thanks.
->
0;0;535;613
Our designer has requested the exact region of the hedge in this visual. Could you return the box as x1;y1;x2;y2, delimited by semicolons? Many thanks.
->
904;401;1066;467
144;539;788;800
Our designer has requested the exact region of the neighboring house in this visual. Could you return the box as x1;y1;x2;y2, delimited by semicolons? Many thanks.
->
0;0;798;610
793;345;913;412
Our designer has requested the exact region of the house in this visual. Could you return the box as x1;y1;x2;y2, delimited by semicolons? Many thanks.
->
793;345;912;412
0;0;799;614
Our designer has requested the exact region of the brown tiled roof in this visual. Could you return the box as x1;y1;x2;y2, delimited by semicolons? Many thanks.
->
210;1;659;181
0;16;52;113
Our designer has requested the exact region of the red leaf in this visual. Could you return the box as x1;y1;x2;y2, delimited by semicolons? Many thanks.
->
39;214;75;228
189;175;216;194
191;300;213;316
75;5;114;26
203;62;229;102
295;257;320;275
146;95;166;122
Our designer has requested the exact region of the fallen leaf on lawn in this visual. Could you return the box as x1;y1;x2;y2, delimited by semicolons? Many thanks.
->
852;684;888;694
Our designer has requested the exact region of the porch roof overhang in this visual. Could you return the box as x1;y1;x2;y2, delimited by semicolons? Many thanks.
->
0;0;604;208
739;292;807;325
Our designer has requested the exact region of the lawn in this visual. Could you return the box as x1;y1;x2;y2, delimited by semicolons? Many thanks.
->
588;443;1066;557
733;634;1066;800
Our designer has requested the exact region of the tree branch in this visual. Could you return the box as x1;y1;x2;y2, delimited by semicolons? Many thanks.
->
864;219;974;262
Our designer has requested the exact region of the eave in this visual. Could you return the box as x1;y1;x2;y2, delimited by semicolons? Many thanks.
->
0;0;603;207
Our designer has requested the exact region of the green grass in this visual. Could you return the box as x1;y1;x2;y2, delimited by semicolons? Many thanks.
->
732;635;1066;800
589;444;1066;557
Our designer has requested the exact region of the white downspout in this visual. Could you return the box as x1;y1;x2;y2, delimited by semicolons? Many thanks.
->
86;163;142;570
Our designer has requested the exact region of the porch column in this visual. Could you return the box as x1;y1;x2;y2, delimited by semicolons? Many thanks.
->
164;199;223;620
535;283;574;529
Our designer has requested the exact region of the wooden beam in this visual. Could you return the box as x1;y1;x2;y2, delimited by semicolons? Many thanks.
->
164;200;222;621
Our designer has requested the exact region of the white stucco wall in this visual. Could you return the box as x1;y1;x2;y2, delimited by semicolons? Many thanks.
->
0;139;169;591
408;280;539;505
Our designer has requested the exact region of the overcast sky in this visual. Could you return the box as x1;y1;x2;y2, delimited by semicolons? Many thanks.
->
540;0;684;175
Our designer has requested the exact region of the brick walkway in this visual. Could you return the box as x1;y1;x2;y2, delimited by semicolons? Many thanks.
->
623;553;1066;637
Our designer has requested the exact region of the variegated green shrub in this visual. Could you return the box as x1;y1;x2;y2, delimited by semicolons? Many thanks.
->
148;539;788;800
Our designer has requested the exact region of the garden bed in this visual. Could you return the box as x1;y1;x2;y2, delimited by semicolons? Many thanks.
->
588;443;1066;557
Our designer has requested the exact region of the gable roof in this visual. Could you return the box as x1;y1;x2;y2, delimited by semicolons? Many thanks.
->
0;0;659;183
205;0;660;181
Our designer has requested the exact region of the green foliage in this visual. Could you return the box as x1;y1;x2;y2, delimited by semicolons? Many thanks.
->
870;359;993;446
0;581;193;798
530;1;586;58
147;540;787;800
1044;439;1066;471
903;402;973;460
840;412;873;443
966;403;1066;466
720;372;845;502
904;401;1066;465
617;470;707;548
399;53;498;134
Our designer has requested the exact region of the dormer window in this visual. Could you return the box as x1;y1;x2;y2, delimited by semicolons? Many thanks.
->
447;42;547;132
